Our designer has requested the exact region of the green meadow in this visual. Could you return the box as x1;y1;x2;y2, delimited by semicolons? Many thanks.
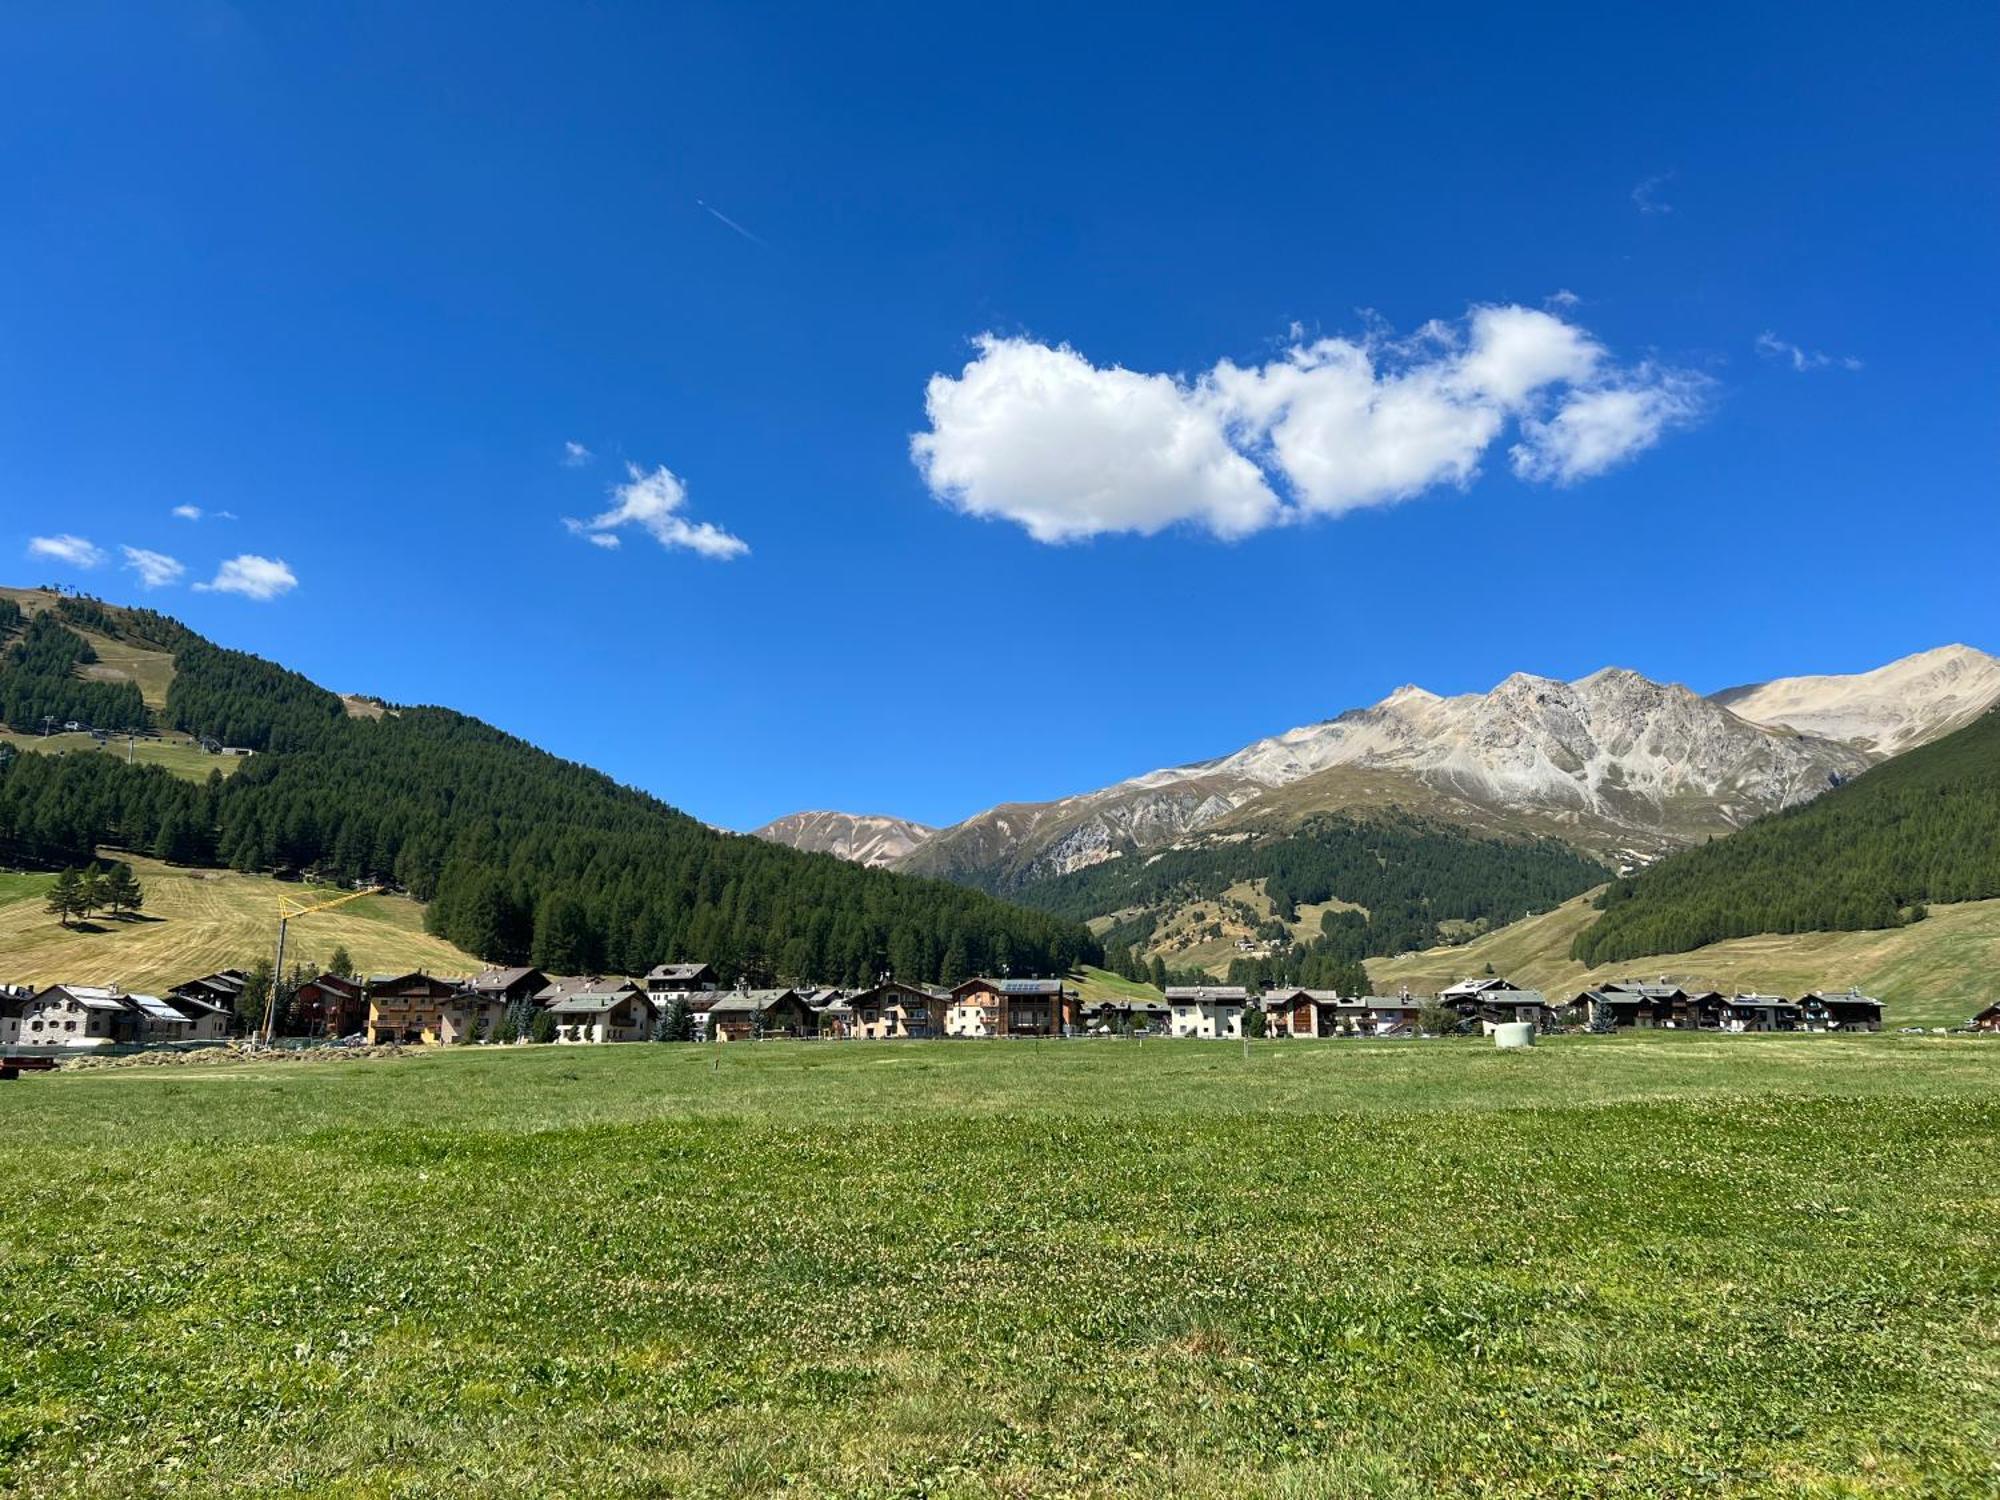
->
2;1035;1995;1497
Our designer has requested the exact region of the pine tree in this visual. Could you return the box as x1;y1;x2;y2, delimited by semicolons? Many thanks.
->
74;865;107;922
102;863;143;917
327;944;354;979
45;867;82;927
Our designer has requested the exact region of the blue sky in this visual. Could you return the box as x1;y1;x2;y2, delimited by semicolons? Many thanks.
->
4;2;1995;831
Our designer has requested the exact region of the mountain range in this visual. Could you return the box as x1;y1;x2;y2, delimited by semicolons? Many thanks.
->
756;646;2000;897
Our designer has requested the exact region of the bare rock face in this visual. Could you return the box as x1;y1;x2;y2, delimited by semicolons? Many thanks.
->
1711;644;2000;757
782;646;1995;895
749;811;936;868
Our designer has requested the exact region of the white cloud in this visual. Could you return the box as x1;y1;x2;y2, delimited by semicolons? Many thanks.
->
196;554;297;601
912;306;1705;543
170;505;237;521
120;546;186;589
562;440;593;467
1632;171;1675;215
1510;367;1707;484
564;462;749;560
912;336;1280;543
1755;331;1862;372
27;534;105;568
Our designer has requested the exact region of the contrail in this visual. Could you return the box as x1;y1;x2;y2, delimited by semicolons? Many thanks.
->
696;199;769;248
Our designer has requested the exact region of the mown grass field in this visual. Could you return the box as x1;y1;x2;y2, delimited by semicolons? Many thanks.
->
1369;892;2000;1030
0;852;479;993
2;1036;1994;1497
0;729;238;784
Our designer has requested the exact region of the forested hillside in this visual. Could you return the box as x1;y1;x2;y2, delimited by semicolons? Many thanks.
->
0;594;1095;985
0;608;150;732
1022;812;1609;964
1571;706;2000;965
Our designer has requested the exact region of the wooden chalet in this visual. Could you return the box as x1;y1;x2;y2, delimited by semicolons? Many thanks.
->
170;968;246;1026
365;971;467;1045
643;962;718;999
946;977;1078;1038
469;966;550;1006
1567;982;1725;1030
291;973;369;1037
1971;1001;2000;1033
1716;994;1799;1033
1438;978;1552;1031
845;981;947;1039
704;988;815;1041
1797;988;1885;1032
1264;988;1341;1037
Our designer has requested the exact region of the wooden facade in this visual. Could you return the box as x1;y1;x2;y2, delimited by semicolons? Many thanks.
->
292;973;368;1037
365;972;467;1045
946;978;1078;1038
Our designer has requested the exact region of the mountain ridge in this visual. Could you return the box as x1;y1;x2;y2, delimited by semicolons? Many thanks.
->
757;646;2000;897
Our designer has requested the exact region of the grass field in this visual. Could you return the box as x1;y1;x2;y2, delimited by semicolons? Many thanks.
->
0;729;238;783
0;852;479;992
1;1036;1994;1497
1369;892;2000;1030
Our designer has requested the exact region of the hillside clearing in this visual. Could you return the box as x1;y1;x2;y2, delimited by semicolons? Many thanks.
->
1;1037;1993;1497
1369;891;2000;1028
0;729;236;783
0;852;479;992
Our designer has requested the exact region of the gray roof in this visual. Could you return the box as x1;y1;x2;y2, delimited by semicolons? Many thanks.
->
645;962;714;983
470;966;540;993
548;991;645;1015
40;985;128;1012
1166;986;1249;1002
706;989;798;1015
127;994;190;1024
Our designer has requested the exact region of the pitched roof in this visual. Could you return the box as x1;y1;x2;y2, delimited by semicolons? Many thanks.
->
40;984;129;1011
706;988;801;1015
1438;977;1520;997
644;962;715;984
1165;986;1249;1002
469;966;542;993
536;974;637;1002
126;994;190;1024
953;976;1066;997
548;990;646;1015
301;972;364;997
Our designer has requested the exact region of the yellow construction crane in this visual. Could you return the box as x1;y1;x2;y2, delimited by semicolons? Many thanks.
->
262;885;382;1042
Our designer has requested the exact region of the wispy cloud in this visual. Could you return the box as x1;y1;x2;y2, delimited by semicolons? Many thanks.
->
27;534;105;568
171;504;237;521
195;554;297;600
1755;331;1862;372
120;546;186;589
696;198;769;248
1631;171;1676;215
564;461;749;560
912;305;1708;544
562;440;593;467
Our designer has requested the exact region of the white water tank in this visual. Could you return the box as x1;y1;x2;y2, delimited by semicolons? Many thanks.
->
1494;1021;1536;1049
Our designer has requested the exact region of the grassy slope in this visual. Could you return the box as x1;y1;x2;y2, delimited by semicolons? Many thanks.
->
1;1038;1993;1497
0;585;179;712
0;729;238;783
1067;963;1162;1002
1369;889;2000;1027
0;852;480;991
